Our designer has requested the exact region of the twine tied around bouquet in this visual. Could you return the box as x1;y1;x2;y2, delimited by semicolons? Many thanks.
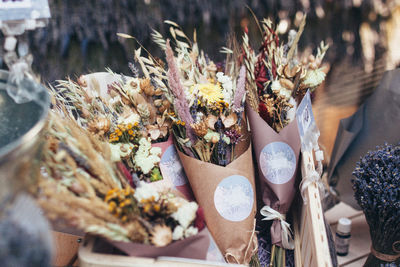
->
260;205;294;250
224;219;258;264
370;241;400;262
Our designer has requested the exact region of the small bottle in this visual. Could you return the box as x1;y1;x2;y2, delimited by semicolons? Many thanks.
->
335;217;352;256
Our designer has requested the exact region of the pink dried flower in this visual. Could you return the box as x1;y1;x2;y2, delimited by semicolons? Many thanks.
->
232;65;246;112
165;40;195;143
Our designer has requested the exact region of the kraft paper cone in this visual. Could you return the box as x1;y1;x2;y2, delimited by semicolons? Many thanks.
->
178;144;257;264
247;106;301;247
107;227;210;259
151;135;194;200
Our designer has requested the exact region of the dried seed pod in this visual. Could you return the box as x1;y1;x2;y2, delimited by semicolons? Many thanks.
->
148;104;157;125
211;135;219;144
309;62;318;70
154;99;163;107
160;126;169;137
158;99;171;114
283;64;300;78
300;66;307;79
156;116;164;126
108;88;119;98
315;58;322;68
206;115;218;130
150;225;173;247
149;128;161;140
279;78;295;90
221;113;238;128
158;105;167;114
69;182;86;194
130;91;147;107
80;107;90;118
88;117;111;134
77;75;87;87
277;65;284;77
154;88;163;96
191;122;208;137
129;79;138;88
140;78;155;96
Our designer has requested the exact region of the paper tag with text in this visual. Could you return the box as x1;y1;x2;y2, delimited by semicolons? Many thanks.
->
296;90;317;150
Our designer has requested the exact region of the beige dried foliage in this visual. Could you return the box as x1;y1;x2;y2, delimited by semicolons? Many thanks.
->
150;224;173;247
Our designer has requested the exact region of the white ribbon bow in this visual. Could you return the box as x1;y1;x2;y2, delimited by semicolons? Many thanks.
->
260;205;294;250
300;159;325;202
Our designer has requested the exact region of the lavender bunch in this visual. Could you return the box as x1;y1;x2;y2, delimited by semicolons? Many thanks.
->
352;143;400;266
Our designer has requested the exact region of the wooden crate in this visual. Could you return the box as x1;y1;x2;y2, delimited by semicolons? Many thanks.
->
78;150;332;267
293;151;333;267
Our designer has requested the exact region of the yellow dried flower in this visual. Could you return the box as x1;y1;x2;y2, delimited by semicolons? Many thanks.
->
191;83;223;104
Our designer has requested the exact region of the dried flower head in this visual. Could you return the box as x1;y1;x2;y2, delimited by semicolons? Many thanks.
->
150;224;173;247
191;122;208;137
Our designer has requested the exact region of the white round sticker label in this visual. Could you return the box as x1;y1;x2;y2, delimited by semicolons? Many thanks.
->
213;175;254;222
160;145;188;186
259;142;296;184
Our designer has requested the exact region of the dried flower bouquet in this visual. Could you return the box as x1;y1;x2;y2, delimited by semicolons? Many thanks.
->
49;56;176;187
243;15;328;267
150;21;258;264
39;110;209;258
244;16;329;132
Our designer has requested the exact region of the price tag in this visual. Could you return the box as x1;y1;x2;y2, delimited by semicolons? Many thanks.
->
296;90;316;141
0;0;50;21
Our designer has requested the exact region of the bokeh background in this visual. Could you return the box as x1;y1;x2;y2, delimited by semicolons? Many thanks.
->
17;0;400;155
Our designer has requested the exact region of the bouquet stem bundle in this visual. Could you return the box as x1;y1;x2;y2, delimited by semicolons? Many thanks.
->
352;143;400;266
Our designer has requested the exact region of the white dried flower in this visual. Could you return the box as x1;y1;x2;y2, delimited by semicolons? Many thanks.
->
216;72;233;104
134;181;159;202
184;226;198;238
109;143;133;162
171;201;198;229
125;78;141;96
150;146;162;156
271;80;291;100
109;95;122;107
303;69;326;88
118;113;140;125
172;225;184;240
271;80;282;93
134;138;161;174
286;97;297;123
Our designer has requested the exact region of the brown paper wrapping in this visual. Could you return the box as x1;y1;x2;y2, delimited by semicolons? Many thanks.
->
178;143;257;264
247;105;301;247
107;227;210;259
